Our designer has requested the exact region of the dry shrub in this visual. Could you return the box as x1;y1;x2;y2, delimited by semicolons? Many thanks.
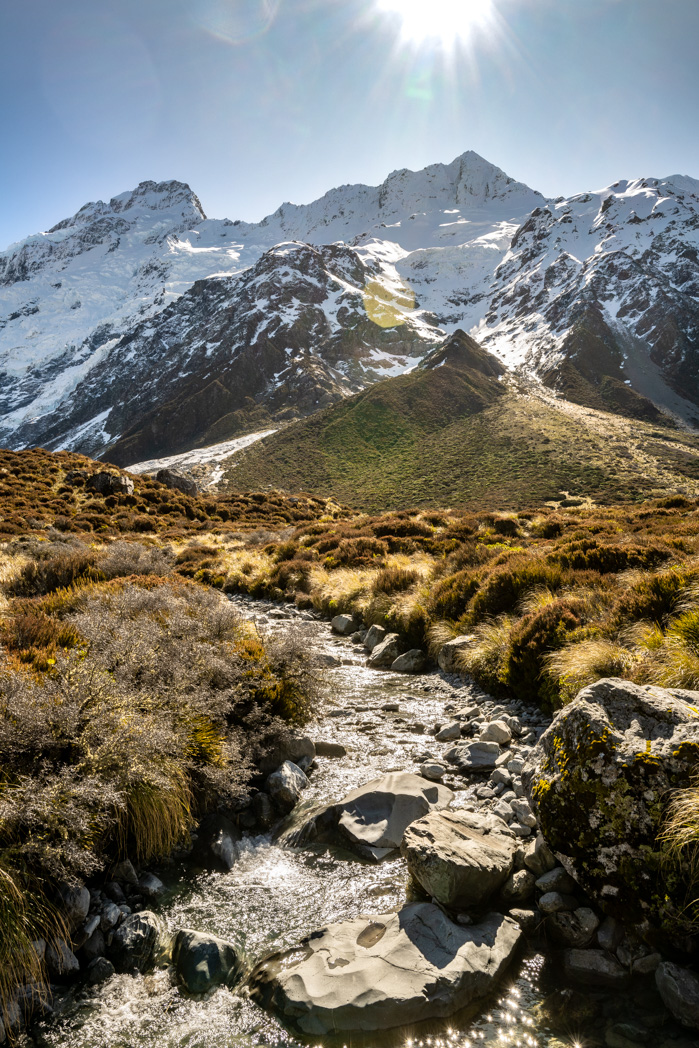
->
372;565;420;595
455;616;513;696
546;638;638;705
502;599;585;706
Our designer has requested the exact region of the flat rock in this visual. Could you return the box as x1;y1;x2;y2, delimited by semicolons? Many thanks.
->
338;772;453;861
402;809;515;908
249;904;522;1036
563;948;630;989
314;740;347;758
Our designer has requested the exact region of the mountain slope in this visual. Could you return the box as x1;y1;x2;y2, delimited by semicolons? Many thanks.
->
225;331;699;512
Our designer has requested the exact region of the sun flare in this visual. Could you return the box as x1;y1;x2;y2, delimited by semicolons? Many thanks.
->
378;0;494;45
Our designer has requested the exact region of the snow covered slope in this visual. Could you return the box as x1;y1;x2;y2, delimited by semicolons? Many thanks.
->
1;152;698;462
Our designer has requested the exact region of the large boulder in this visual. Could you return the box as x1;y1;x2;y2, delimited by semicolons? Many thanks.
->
391;649;427;674
278;772;453;861
331;614;358;636
524;678;699;932
110;911;170;974
155;468;198;497
401;810;515;908
249;904;522;1037
363;624;388;652
85;471;134;496
367;634;402;669
172;930;243;995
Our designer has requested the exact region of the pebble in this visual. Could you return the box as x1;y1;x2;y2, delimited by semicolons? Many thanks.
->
420;762;446;782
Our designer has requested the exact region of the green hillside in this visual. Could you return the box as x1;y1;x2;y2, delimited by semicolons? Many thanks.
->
226;331;699;512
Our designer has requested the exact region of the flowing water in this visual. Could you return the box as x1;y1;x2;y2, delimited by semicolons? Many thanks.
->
29;600;664;1048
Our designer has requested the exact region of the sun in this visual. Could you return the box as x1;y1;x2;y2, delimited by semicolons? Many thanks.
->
377;0;494;45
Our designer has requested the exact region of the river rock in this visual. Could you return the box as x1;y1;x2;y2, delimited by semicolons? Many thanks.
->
85;957;115;986
655;962;699;1029
100;902;121;932
110;911;170;974
259;733;315;776
172;929;243;995
249;904;522;1036
82;928;106;961
523;833;557;877
402;809;515;908
420;762;446;782
535;867;577;894
436;721;461;742
45;940;80;977
112;859;139;887
363;624;388;651
267;761;309;811
139;872;165;901
368;633;402;669
194;814;240;870
58;884;90;928
525;678;699;929
391;649;427;674
438;636;476;673
500;870;536;905
331;614;359;636
444;741;501;771
480;720;512;745
563;948;630;989
548;908;600;948
338;772;453;860
314;740;347;757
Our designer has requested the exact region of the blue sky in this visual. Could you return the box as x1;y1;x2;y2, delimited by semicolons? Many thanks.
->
2;0;698;249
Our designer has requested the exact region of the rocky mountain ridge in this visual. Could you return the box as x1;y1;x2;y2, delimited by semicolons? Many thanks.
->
1;153;698;461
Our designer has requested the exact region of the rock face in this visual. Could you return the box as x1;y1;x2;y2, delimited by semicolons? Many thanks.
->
110;911;170;974
336;772;453;860
401;810;516;908
172;929;243;995
525;678;699;931
249;904;522;1036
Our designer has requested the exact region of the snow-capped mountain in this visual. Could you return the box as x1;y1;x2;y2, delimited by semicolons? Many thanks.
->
1;151;698;462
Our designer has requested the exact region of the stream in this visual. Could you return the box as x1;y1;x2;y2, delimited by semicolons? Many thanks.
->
29;599;663;1048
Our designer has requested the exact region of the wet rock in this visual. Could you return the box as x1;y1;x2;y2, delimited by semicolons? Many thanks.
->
267;761;309;812
249;904;522;1036
367;634;402;669
391;649;427;674
139;872;165;901
363;624;388;652
402;809;515;908
525;678;699;929
155;468;197;496
194;813;240;870
110;911;170;974
259;733;315;776
252;791;275;829
538;987;601;1031
46;940;80;977
82;929;106;961
655;962;699;1029
100;902;121;932
105;881;126;904
444;741;501;771
331;614;358;636
173;929;243;995
85;957;115;986
437;636;476;674
314;740;347;757
547;908;600;948
564;948;630;989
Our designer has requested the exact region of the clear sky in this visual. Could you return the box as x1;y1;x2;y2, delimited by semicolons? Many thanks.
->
2;0;698;250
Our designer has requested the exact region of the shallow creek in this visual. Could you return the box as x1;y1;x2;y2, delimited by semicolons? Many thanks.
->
31;599;629;1048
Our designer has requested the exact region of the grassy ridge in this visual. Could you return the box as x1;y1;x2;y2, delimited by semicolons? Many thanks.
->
225;336;699;511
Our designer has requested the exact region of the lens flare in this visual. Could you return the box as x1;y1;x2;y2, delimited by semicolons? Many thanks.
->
194;0;281;45
362;279;415;328
378;0;493;46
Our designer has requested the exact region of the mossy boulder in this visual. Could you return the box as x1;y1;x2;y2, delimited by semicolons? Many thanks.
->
524;678;699;939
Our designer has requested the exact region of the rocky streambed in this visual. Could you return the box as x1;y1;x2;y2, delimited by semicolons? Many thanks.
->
24;598;699;1048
